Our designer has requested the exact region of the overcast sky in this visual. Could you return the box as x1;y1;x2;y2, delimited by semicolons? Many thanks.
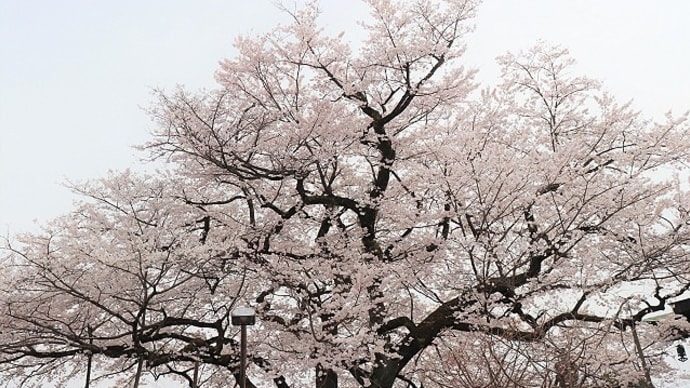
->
1;0;689;236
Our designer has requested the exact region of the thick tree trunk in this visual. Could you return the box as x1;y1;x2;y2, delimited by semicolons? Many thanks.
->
316;364;338;388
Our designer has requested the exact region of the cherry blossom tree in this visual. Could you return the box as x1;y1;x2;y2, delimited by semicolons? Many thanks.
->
2;0;690;387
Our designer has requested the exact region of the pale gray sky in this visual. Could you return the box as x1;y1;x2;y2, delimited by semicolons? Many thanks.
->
1;0;689;237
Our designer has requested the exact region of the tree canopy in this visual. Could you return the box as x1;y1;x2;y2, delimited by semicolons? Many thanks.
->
3;1;690;387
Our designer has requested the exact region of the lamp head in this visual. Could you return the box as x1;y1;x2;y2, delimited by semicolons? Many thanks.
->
231;307;256;326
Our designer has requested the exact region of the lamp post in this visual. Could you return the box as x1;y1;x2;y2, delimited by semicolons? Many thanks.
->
231;307;255;388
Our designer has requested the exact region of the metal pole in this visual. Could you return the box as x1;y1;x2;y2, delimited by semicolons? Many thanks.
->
240;324;247;388
192;359;198;388
85;326;92;388
133;357;143;388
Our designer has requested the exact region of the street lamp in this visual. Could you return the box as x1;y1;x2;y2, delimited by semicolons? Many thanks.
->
231;307;255;388
642;298;690;362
